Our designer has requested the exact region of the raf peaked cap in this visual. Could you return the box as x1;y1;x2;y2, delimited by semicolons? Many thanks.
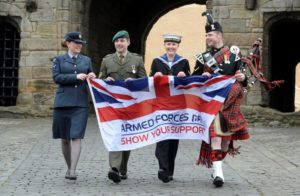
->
163;34;182;43
112;30;130;42
65;32;87;44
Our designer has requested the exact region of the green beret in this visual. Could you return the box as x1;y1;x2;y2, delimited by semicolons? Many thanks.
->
112;30;129;42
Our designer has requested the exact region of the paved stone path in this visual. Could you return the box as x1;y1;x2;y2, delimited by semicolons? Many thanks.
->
0;117;299;195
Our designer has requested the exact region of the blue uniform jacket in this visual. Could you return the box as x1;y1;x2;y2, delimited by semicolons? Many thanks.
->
52;53;93;108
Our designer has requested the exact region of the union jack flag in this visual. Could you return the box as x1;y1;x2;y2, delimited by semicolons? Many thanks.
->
88;75;235;151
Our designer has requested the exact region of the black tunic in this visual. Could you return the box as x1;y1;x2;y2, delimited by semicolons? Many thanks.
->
149;54;190;77
192;46;247;86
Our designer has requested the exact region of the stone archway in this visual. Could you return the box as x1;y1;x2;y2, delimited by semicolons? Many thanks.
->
85;0;207;74
265;13;300;112
0;2;33;107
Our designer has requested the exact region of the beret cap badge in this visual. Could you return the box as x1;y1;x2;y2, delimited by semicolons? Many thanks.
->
112;30;130;42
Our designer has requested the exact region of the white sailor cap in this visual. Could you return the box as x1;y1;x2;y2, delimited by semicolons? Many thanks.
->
162;34;182;43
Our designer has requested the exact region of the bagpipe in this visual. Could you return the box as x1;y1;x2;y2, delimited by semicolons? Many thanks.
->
194;38;284;92
240;38;284;91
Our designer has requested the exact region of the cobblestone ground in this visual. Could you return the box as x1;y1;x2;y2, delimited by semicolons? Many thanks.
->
0;118;299;196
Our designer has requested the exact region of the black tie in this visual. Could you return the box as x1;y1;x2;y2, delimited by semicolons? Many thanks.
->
72;56;77;62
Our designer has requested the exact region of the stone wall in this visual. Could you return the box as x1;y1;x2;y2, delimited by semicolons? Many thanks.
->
242;105;300;127
1;0;300;121
0;0;80;116
208;0;300;109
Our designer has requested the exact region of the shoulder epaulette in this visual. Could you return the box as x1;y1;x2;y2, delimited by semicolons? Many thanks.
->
53;55;63;62
194;53;204;64
103;54;114;58
131;53;141;56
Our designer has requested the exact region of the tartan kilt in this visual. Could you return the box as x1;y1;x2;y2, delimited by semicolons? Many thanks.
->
196;82;250;168
222;82;247;132
211;82;250;140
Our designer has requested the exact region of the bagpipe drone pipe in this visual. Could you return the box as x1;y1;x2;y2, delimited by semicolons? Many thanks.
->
240;38;284;91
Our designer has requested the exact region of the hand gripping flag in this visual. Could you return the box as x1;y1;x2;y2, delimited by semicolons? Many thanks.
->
88;75;235;151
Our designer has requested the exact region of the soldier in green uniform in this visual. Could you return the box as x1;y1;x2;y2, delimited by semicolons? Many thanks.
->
99;30;147;183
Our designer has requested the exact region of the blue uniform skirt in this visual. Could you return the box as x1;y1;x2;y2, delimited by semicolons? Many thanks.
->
52;107;88;139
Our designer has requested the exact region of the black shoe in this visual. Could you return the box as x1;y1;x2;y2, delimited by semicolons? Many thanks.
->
120;173;127;180
65;171;70;179
213;176;224;187
168;176;173;181
158;169;170;183
68;174;77;180
65;171;77;180
108;168;121;183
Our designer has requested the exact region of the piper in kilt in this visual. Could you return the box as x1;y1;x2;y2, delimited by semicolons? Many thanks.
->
192;11;250;187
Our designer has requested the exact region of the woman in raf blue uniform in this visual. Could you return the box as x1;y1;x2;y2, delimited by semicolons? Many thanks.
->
149;34;190;183
52;32;96;180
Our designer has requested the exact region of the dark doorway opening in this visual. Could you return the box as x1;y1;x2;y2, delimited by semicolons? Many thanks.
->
0;22;20;106
269;19;300;112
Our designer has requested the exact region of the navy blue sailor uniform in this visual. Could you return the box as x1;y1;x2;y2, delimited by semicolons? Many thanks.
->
150;54;190;76
52;53;93;139
150;53;190;178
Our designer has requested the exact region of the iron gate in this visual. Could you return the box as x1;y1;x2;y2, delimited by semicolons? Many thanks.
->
0;23;20;106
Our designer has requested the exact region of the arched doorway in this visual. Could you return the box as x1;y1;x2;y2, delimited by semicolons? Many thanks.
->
269;18;300;112
86;0;207;75
0;22;20;106
145;4;206;74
